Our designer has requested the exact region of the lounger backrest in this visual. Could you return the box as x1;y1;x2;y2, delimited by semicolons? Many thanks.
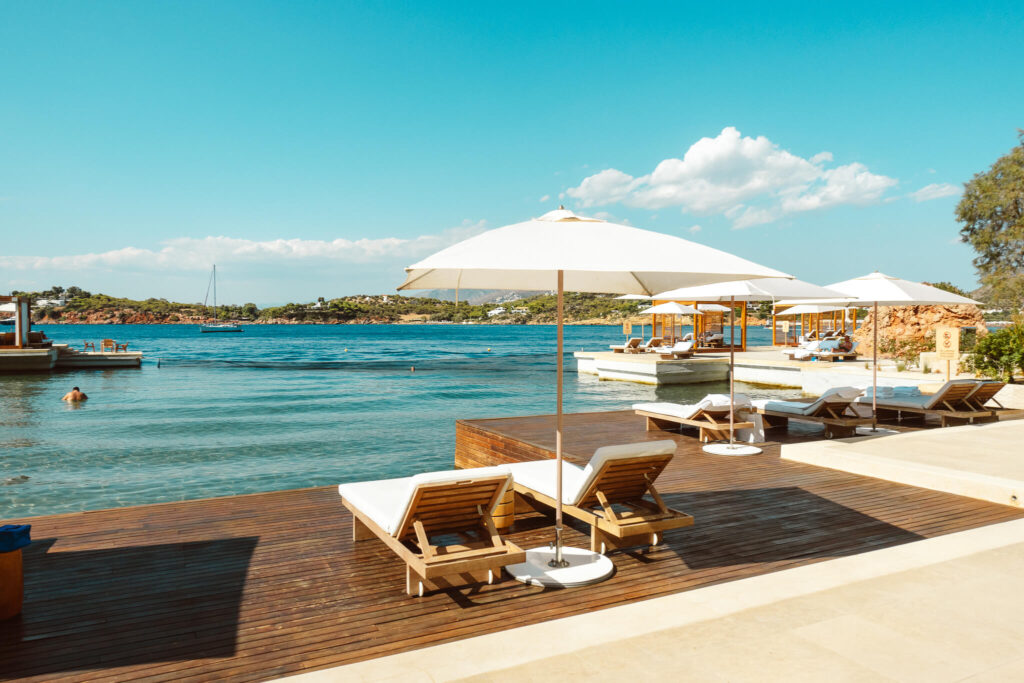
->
626;337;641;347
799;387;861;415
674;340;694;352
967;381;1005;406
570;440;676;508
392;467;512;541
925;379;980;409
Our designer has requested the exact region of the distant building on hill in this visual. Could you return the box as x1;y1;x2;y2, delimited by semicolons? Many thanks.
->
36;298;67;307
487;306;506;317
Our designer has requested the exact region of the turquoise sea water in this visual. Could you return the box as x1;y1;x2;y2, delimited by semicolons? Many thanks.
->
1;323;794;518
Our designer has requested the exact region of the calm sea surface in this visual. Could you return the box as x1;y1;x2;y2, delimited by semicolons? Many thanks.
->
1;323;794;518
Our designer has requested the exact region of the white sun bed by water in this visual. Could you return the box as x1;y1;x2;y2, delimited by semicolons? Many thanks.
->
633;394;755;442
506;440;693;554
338;466;525;596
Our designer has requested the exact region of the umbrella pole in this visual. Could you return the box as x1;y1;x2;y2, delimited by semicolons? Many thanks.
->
872;301;878;431
551;269;568;568
729;295;735;446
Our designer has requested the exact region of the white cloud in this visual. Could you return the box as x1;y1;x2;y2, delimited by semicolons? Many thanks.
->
0;222;487;272
564;127;898;228
539;194;550;202
687;224;702;234
910;183;960;202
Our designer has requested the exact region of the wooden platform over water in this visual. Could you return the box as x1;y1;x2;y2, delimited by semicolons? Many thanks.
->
4;411;1023;682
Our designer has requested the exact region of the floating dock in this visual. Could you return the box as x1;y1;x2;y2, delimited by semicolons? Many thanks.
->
0;344;141;371
574;351;729;384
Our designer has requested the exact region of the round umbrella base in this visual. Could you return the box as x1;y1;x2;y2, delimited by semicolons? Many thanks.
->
702;443;762;456
506;546;615;588
855;426;900;436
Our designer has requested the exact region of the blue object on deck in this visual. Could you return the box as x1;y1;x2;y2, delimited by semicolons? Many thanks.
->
0;525;31;553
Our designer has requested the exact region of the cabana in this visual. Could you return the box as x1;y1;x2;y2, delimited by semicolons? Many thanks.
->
638;301;701;346
772;301;857;346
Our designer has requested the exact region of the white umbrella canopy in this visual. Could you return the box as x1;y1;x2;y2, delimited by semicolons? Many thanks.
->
825;272;979;306
401;209;792;294
615;294;652;300
776;303;851;316
640;302;702;316
650;278;842;455
824;272;980;433
654;277;845;302
775;297;856;307
696;303;731;312
399;208;793;585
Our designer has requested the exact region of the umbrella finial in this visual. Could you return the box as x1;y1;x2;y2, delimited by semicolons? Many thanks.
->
559;204;565;210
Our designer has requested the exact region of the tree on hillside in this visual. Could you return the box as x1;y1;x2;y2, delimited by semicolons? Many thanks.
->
924;281;970;298
956;132;1024;308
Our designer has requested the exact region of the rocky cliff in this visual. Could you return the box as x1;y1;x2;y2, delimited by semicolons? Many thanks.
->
852;305;987;357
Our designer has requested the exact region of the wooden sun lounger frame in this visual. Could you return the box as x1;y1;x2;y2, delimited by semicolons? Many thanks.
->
513;452;693;554
965;383;1024;420
342;473;525;596
870;382;999;428
756;398;871;439
610;337;642;353
635;406;754;442
638;337;665;352
654;349;695;359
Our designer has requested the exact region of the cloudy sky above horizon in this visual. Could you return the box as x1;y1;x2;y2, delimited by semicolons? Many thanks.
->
2;2;1021;304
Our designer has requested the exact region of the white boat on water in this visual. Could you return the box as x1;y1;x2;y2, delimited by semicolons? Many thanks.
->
200;265;243;333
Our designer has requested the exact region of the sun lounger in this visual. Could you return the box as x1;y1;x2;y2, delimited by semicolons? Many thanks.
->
653;340;695;359
633;394;755;442
338;467;525;596
965;380;1006;410
702;333;724;348
752;387;870;439
610;337;642;353
785;341;859;362
814;341;860;362
854;380;995;427
507;440;693;554
638;337;664;352
83;341;95;351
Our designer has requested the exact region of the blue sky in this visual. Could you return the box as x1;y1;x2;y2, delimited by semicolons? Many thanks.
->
2;2;1022;304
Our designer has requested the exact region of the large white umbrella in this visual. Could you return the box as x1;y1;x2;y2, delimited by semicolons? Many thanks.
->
653;278;845;455
639;302;702;316
825;272;979;433
400;208;791;586
640;302;701;342
776;303;851;316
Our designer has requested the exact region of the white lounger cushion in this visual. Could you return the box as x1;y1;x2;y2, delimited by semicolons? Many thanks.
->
507;440;676;506
338;465;512;536
855;379;978;411
634;393;752;421
753;386;862;415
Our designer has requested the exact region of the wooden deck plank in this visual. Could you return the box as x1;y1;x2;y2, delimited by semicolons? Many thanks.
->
2;409;1022;682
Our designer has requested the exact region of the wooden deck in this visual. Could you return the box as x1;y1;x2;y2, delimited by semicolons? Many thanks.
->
4;410;1023;682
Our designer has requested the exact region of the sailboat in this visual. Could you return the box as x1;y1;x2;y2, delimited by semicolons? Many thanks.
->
200;264;243;333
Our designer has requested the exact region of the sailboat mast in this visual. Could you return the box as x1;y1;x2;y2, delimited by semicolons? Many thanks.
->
213;264;218;321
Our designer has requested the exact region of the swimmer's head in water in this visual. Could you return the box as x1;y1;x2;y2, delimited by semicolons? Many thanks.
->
73;386;80;391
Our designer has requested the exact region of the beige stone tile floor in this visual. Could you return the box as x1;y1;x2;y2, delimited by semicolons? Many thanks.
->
280;518;1024;683
782;419;1024;508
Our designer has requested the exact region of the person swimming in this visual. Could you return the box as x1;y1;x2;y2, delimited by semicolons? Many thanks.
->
61;386;88;402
